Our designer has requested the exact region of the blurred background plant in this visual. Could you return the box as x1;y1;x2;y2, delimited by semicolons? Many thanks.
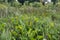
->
0;0;60;40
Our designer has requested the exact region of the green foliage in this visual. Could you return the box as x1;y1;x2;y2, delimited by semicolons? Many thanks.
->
0;4;8;18
0;2;60;40
0;30;11;40
11;1;21;7
29;2;42;7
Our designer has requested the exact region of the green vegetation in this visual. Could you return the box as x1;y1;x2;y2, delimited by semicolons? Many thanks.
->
0;1;60;40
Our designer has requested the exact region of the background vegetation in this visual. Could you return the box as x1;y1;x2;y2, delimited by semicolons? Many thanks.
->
0;0;60;40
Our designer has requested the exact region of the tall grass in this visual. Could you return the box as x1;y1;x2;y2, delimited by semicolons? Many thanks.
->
0;2;60;40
